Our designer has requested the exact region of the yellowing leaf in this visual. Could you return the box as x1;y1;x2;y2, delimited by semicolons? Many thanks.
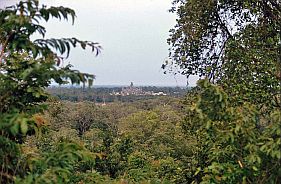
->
20;118;28;134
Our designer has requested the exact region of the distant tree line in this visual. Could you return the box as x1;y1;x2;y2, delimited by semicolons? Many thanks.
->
46;86;189;103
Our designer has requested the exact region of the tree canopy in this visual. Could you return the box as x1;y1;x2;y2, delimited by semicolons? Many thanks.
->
167;0;280;78
166;0;280;108
166;0;281;183
0;0;101;182
0;0;101;112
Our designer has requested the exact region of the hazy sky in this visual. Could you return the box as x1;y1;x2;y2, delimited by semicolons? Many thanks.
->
1;0;199;86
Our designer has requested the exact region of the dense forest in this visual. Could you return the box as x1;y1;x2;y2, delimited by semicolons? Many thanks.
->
0;0;280;184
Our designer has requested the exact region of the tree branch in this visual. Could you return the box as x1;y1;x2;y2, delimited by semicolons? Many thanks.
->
0;39;9;63
214;8;233;39
0;32;14;63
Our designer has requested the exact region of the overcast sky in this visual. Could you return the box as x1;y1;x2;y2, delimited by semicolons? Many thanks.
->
1;0;198;86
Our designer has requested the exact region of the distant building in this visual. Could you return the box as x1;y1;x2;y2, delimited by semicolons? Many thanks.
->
153;92;167;96
110;82;167;96
120;82;144;96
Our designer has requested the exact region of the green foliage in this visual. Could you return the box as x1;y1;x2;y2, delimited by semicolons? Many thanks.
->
219;23;280;108
21;82;281;183
0;0;101;182
166;0;280;107
166;1;281;182
30;98;191;183
16;141;96;184
118;107;188;158
167;0;279;77
182;79;281;183
0;136;22;183
71;102;97;136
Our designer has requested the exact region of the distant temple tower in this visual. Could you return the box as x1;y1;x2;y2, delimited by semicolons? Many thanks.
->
120;82;143;96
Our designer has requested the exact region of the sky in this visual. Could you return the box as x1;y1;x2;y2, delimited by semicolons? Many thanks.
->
1;0;199;86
